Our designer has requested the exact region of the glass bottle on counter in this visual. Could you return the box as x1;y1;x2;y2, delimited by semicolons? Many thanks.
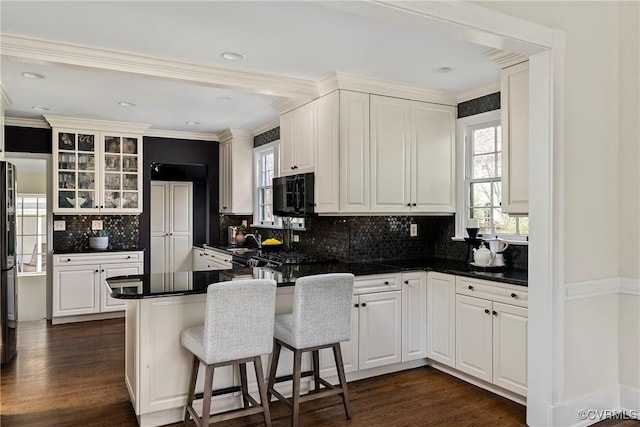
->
282;216;293;252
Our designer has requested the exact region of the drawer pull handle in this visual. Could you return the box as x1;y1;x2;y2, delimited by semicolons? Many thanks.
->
384;281;389;285
492;310;498;316
468;285;474;290
484;309;490;315
511;293;517;299
361;302;367;307
354;303;359;308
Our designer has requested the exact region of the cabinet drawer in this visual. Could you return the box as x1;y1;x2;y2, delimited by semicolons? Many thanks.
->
455;276;528;308
353;273;401;294
54;251;143;266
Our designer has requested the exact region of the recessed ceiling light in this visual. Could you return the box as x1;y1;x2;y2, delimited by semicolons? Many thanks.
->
220;52;246;61
433;67;454;74
216;96;233;103
32;106;49;111
118;101;136;107
185;121;200;126
22;72;45;79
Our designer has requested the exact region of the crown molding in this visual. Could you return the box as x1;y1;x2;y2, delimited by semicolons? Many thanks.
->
1;34;319;99
252;118;280;137
0;83;12;109
44;115;150;133
218;128;254;143
272;97;314;115
144;129;218;142
318;72;458;106
456;82;501;104
5;117;50;128
485;49;528;69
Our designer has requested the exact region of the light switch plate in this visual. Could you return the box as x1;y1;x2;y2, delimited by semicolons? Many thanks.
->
293;234;300;242
54;220;66;231
91;220;103;231
410;223;418;237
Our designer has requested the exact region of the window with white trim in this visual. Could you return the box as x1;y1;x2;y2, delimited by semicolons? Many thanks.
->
253;142;280;227
464;119;528;240
16;194;47;275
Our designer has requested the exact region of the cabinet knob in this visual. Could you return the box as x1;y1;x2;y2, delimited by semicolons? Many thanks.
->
361;302;367;307
384;281;389;285
468;285;474;290
406;203;411;207
511;293;517;299
290;166;295;170
412;203;416;207
484;309;490;315
101;269;105;272
492;310;498;316
222;207;227;209
404;280;409;284
127;256;131;259
354;303;359;308
66;258;71;262
293;165;298;169
95;269;99;273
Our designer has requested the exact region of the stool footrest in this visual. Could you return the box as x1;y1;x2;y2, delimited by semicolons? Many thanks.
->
299;386;345;403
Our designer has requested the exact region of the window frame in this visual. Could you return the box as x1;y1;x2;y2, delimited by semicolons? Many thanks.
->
15;193;47;276
252;141;281;228
455;109;528;243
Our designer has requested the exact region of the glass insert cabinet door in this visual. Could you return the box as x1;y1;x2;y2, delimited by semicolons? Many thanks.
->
55;131;99;211
101;135;140;211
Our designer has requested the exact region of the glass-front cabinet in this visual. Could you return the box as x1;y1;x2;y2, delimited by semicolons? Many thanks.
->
53;129;142;214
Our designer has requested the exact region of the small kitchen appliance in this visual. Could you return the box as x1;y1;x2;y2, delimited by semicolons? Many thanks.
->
485;237;510;267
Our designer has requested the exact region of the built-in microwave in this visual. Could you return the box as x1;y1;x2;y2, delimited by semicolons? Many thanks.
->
272;173;315;218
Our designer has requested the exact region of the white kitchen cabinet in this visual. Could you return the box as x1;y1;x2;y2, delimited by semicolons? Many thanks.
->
370;95;456;213
426;272;456;367
358;290;402;370
315;91;341;213
52;251;143;322
455;276;528;396
280;101;316;176
401;271;427;362
319;295;360;377
195;247;232;270
492;302;528;396
46;116;148;214
219;129;253;215
501;60;529;214
151;181;192;290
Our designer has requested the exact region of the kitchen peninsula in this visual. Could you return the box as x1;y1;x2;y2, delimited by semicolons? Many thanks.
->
106;259;527;427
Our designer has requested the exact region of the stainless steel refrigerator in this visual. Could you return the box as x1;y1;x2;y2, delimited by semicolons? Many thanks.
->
1;161;17;364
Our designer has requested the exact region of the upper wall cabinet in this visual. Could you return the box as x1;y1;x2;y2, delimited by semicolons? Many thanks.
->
46;116;149;214
280;102;316;176
219;129;253;215
370;95;456;213
501;61;529;214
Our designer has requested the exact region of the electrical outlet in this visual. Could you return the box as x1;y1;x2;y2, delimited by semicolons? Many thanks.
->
242;220;248;227
91;220;103;231
293;234;300;242
410;223;418;237
54;220;66;231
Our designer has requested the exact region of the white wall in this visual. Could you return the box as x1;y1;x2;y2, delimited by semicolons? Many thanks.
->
478;0;639;420
16;171;47;194
17;275;47;321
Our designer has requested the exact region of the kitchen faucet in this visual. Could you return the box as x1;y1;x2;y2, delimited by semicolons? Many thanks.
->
244;233;262;249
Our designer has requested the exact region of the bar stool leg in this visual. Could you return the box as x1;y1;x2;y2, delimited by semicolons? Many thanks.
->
239;362;249;409
312;350;321;392
291;349;302;427
267;339;281;401
333;343;352;419
254;355;272;427
184;355;199;424
201;364;215;427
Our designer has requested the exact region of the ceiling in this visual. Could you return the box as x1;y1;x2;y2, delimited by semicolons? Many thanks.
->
0;1;501;135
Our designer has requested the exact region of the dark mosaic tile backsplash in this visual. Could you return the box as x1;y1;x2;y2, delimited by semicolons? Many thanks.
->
254;215;528;268
53;215;140;252
254;127;280;148
457;92;501;118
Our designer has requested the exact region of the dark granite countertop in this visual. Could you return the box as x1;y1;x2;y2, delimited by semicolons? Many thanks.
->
54;247;144;255
106;258;527;300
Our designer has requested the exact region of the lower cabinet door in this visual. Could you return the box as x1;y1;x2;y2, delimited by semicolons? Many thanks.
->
53;265;101;317
455;294;493;382
492;302;528;395
101;263;143;312
359;290;402;370
401;272;427;362
426;272;456;367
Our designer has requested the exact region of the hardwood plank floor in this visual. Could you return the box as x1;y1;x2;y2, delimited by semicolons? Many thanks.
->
1;319;637;427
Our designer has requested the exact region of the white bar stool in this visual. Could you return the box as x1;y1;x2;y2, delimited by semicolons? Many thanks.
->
181;279;277;427
267;273;355;426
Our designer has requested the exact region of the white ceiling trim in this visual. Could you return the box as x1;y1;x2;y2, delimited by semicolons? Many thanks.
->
272;97;315;115
485;49;529;69
0;34;319;99
5;117;49;128
144;129;218;142
218;128;254;143
252;118;280;138
44;115;150;133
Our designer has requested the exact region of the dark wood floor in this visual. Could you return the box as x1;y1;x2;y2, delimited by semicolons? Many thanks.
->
1;319;637;427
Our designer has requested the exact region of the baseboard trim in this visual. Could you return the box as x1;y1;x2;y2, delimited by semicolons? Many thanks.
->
51;311;124;325
552;385;621;427
620;384;640;416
